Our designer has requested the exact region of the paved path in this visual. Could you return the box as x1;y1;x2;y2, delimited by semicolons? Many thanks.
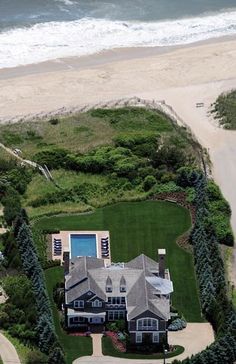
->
91;334;103;357
0;332;21;364
74;323;214;364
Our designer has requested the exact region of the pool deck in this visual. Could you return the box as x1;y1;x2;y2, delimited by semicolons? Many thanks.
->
51;230;111;265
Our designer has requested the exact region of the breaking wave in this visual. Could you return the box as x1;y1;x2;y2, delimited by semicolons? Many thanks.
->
0;10;236;68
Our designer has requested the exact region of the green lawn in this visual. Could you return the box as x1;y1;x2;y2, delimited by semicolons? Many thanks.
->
38;201;202;322
44;267;92;364
102;337;184;359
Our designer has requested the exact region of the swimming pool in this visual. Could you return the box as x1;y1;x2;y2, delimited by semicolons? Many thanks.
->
70;234;97;258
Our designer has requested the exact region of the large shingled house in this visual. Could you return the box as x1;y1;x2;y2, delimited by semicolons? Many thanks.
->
63;249;173;345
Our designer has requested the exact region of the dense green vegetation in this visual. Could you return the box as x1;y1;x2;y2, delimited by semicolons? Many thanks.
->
0;107;201;217
36;201;202;322
0;107;196;156
0;107;235;363
174;171;236;364
211;90;236;129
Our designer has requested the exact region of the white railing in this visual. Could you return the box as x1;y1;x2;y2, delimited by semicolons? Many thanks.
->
138;326;157;331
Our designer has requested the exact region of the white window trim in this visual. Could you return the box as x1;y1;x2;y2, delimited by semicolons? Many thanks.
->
136;332;142;343
92;299;102;307
108;310;126;321
153;332;159;343
136;318;159;331
74;300;84;308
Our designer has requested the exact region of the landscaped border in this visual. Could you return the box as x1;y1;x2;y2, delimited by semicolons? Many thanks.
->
102;336;184;359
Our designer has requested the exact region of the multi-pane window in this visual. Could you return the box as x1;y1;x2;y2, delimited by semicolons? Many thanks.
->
153;332;159;343
108;310;126;321
74;300;84;308
137;318;158;330
107;297;126;305
136;332;142;343
92;299;102;307
70;316;85;323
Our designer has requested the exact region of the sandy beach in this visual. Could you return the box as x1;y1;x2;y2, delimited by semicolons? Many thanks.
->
1;37;236;281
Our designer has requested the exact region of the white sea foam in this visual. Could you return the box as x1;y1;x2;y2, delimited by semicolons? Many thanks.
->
0;10;236;69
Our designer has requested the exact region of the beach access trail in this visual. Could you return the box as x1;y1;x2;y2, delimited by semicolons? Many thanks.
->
0;38;236;281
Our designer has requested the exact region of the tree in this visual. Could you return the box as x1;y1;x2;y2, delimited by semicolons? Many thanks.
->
2;188;21;225
48;346;66;364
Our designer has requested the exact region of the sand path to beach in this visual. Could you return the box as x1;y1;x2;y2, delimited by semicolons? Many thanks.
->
0;38;236;282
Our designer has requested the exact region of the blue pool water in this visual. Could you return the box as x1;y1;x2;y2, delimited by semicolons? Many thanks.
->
70;234;97;258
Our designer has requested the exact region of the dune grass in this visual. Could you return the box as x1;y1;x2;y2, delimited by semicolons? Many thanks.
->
0;107;199;160
37;201;202;322
211;90;236;129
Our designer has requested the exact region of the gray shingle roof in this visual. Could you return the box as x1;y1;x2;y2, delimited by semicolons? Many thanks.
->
65;254;173;321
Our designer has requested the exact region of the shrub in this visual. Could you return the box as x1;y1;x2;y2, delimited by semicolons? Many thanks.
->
0;311;10;329
2;187;21;225
48;345;66;364
143;175;157;191
176;167;200;188
114;132;159;157
33;148;69;169
26;351;48;364
48;118;59;125
152;146;186;172
168;318;187;331
5;167;32;194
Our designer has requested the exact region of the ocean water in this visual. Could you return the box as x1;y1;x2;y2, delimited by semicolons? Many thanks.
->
0;0;236;68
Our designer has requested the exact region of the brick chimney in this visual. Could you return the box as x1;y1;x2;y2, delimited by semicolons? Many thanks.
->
158;249;166;278
63;250;70;275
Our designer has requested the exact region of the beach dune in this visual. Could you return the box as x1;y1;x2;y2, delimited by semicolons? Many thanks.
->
1;37;236;282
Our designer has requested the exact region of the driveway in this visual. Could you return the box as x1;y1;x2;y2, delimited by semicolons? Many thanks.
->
74;323;214;364
0;332;21;364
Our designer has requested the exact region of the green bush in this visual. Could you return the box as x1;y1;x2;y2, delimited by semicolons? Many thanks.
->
2;186;21;225
143;175;157;191
114;132;159;157
33;148;69;169
152;182;181;194
152;146;186;172
207;180;233;246
48;118;59;125
5;168;32;194
176;167;200;188
26;350;48;364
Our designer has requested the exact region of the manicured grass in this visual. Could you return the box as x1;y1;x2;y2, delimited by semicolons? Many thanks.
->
37;201;202;322
45;267;92;364
102;337;184;359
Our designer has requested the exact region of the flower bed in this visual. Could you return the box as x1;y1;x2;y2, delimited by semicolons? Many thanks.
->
106;331;126;352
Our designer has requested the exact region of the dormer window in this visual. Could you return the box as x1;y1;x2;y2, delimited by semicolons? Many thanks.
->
106;276;113;293
120;275;126;293
92;299;102;308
